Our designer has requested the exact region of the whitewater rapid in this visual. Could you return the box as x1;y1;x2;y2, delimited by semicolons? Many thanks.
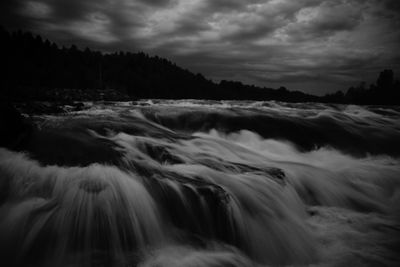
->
0;100;399;266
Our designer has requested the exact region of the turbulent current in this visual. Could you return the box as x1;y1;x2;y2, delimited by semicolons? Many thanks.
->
1;100;400;267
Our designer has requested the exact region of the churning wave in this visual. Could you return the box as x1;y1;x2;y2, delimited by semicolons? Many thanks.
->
1;100;400;266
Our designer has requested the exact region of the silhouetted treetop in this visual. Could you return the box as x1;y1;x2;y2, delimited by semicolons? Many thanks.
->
1;27;398;104
0;27;320;102
377;69;394;90
323;70;399;105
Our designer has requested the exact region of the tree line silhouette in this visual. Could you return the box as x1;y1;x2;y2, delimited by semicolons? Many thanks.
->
1;27;398;104
324;70;400;105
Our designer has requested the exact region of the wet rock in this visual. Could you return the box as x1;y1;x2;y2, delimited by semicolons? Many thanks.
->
17;101;66;114
137;167;237;244
25;129;123;167
0;102;33;149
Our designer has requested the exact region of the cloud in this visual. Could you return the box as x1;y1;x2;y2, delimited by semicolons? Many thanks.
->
1;0;399;94
283;0;364;41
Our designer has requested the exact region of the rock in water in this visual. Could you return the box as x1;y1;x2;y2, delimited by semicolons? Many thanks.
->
0;103;32;149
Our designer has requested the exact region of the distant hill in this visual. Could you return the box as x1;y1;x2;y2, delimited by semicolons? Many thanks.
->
1;27;398;104
0;27;319;102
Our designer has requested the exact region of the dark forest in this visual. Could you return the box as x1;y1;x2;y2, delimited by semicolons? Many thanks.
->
1;27;399;105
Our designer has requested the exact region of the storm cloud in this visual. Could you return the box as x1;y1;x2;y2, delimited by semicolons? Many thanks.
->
1;0;399;94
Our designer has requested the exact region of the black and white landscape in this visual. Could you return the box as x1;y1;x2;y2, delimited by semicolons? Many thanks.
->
1;1;400;267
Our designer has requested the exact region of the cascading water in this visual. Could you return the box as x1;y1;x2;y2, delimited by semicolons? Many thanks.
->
0;100;399;266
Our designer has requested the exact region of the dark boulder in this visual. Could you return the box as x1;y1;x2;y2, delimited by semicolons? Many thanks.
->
17;102;65;114
0;103;33;149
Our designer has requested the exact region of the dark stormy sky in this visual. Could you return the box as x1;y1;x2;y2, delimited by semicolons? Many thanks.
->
1;0;400;95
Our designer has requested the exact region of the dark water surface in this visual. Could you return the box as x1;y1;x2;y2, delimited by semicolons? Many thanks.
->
1;100;399;266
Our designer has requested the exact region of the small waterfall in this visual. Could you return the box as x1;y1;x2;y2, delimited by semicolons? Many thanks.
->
1;101;400;267
0;149;164;266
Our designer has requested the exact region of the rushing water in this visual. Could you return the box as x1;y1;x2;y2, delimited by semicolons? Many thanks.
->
1;100;400;267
